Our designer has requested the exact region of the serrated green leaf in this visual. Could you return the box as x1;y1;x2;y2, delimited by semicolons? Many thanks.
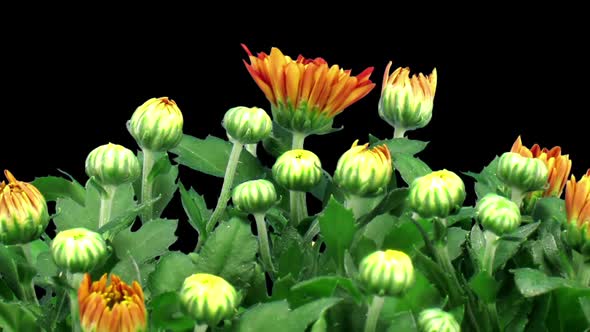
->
262;121;292;158
0;301;43;332
358;188;408;225
382;216;430;256
464;156;507;199
553;287;590;331
149;292;194;332
171;134;265;184
111;259;156;287
148;252;197;297
318;197;356;271
494;222;540;270
112;218;178;264
289;276;363;307
386;311;419;332
243;264;270;306
150;154;178;219
271;274;297;301
178;182;207;236
532;197;567;225
392;152;432;185
193;217;258;288
0;246;36;302
469;271;499;303
54;181;136;232
32;175;85;205
362;214;395;248
373;138;429;156
447;227;468;261
511;268;576;297
382;271;441;314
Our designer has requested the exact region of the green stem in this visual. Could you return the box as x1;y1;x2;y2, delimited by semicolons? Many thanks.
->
482;230;500;275
67;272;82;332
393;127;407;139
577;262;590;286
363;295;385;332
194;324;208;332
511;188;524;207
289;132;308;226
140;149;157;223
206;142;244;233
98;185;116;228
303;218;320;243
19;243;39;305
254;213;276;275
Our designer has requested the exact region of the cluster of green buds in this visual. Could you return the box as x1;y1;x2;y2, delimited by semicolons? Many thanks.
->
51;228;108;273
475;193;521;236
0;170;49;245
180;273;238;326
408;170;466;219
358;249;415;296
85;143;141;186
497;152;548;204
417;308;461;332
128;97;184;152
222;106;272;145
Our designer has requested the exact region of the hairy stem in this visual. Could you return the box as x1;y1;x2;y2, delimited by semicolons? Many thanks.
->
289;132;308;226
482;230;500;275
363;295;385;332
140;149;157;222
393;127;407;139
98;185;116;229
254;213;276;275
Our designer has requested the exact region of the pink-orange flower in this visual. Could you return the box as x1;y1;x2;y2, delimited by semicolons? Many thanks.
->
564;170;590;252
511;136;571;197
242;44;375;135
78;273;147;332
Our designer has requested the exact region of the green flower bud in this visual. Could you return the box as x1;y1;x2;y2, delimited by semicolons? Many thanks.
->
180;273;238;326
333;140;392;197
232;179;278;214
128;97;184;151
222;106;272;144
85;143;141;186
358;249;415;296
272;149;322;192
51;228;107;273
497;152;548;193
475;193;521;235
417;308;460;332
0;170;49;245
408;170;466;219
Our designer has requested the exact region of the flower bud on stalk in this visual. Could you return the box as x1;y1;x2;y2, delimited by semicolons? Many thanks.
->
476;193;521;236
0;170;49;245
128;97;184;152
180;273;238;326
359;249;415;296
222;106;272;145
51;228;108;273
497;152;548;205
408;170;466;219
272;149;322;192
85;143;141;186
417;308;461;332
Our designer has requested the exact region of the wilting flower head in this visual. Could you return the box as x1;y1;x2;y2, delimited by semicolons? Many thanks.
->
417;308;460;332
358;249;415;296
511;136;571;197
0;170;49;245
272;149;323;192
378;62;437;137
333;140;392;197
78;273;147;332
564;170;590;253
408;170;466;219
242;44;375;135
128;97;184;152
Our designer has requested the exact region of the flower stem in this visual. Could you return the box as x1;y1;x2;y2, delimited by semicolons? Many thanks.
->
206;142;244;233
363;295;385;332
254;213;276;275
98;185;116;229
303;218;320;243
67;272;82;332
140;149;157;223
510;188;524;207
18;243;39;305
482;230;500;275
290;132;308;226
393;127;407;139
194;324;208;332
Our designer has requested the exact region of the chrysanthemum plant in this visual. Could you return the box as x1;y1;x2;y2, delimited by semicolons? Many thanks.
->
1;46;589;332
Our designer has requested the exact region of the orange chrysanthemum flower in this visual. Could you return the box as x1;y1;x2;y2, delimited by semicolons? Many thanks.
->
78;273;147;332
242;44;376;135
511;136;572;197
564;170;590;252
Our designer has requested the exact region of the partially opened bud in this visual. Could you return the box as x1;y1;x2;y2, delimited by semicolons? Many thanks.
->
85;143;140;186
476;193;521;235
232;179;278;214
222;106;272;145
358;249;415;296
417;308;460;332
333;140;392;197
497;152;548;193
0;170;49;245
180;273;238;326
128;97;184;151
51;228;108;273
272;149;322;192
408;170;466;219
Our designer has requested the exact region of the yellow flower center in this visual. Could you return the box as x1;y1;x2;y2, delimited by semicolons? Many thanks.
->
101;284;134;309
383;249;407;262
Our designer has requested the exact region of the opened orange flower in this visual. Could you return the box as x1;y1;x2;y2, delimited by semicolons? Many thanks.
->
78;273;147;332
511;136;571;197
242;44;375;136
564;170;590;252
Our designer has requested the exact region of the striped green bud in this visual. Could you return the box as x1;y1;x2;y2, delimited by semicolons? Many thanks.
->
128;97;184;151
85;143;140;186
272;149;322;192
408;170;466;218
51;228;107;273
497;152;548;193
180;273;238;326
222;106;272;144
476;193;521;235
418;308;460;332
0;170;49;245
333;140;393;197
232;179;278;214
358;250;415;296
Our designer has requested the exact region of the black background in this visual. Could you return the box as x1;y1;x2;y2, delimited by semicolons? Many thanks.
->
2;15;588;249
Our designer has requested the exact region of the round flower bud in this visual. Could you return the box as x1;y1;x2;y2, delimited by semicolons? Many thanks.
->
497;152;548;193
232;179;278;214
358;250;415;296
417;308;460;332
128;97;184;151
85;143;141;186
333;140;392;197
475;193;521;235
272;149;322;192
222;106;272;144
0;170;50;245
51;228;108;273
408;170;466;219
180;273;238;326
